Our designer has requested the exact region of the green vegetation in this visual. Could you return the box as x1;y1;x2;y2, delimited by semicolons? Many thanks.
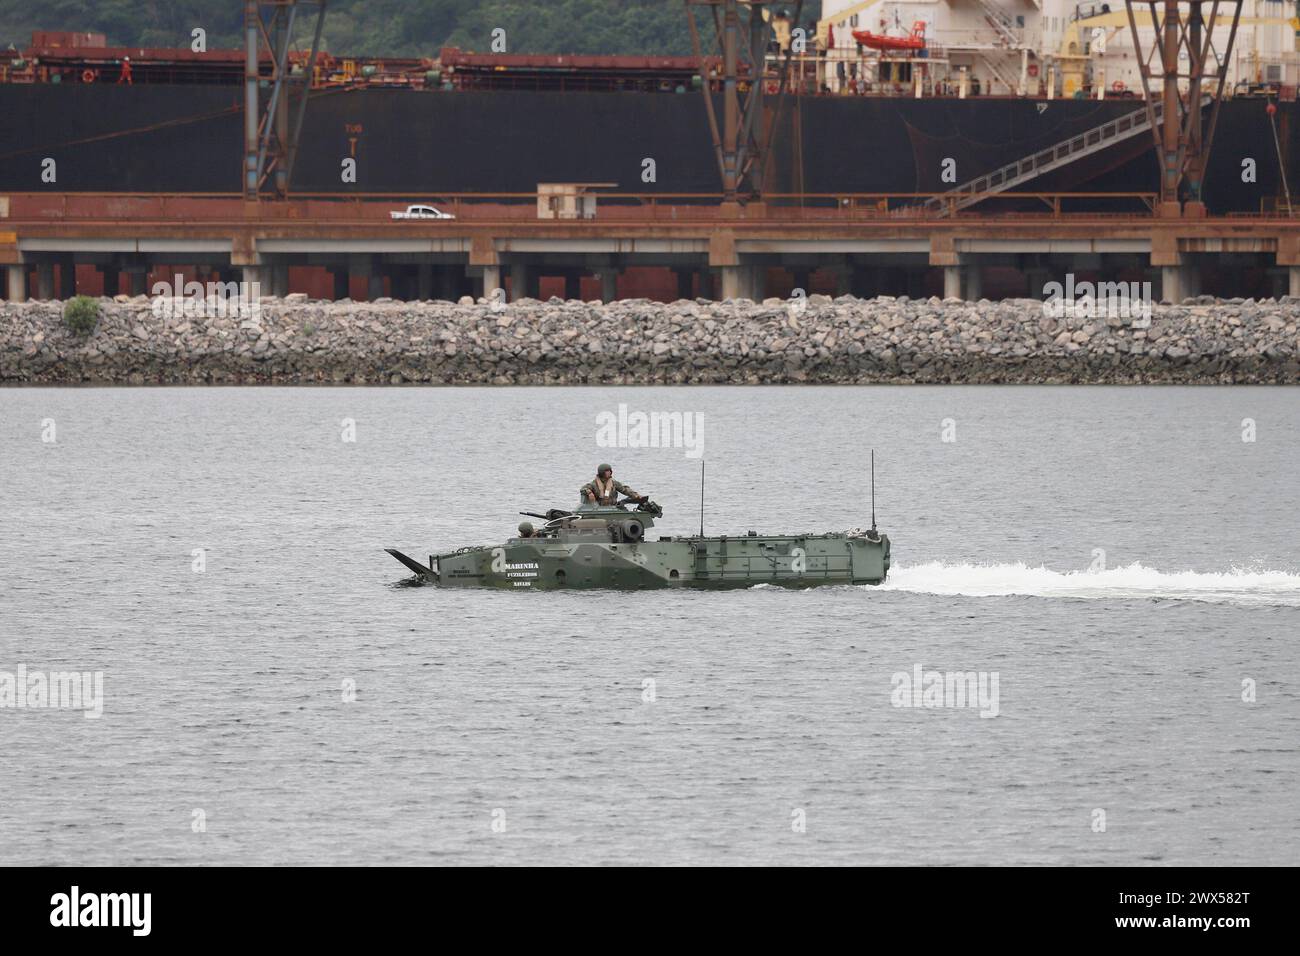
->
62;295;100;336
2;1;821;57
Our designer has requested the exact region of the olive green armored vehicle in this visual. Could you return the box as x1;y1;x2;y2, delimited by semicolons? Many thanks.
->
386;498;890;590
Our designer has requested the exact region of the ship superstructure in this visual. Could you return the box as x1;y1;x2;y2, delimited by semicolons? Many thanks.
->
816;0;1300;98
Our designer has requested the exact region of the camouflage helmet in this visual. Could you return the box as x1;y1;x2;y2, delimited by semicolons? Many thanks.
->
517;521;534;536
597;463;612;475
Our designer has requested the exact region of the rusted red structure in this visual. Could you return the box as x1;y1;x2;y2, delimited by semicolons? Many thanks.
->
243;0;326;200
1126;0;1244;217
685;0;805;205
3;190;1299;304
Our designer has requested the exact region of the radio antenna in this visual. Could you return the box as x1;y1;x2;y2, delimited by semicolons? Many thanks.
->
870;449;877;533
699;460;705;537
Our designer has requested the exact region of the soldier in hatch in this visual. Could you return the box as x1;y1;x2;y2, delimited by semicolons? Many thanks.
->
579;463;646;509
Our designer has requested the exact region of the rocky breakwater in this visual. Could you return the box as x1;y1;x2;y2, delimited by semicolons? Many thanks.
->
2;292;1297;385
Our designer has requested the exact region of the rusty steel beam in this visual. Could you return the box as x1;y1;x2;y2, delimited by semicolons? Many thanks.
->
7;216;1298;245
685;0;803;205
244;0;327;201
1126;0;1243;217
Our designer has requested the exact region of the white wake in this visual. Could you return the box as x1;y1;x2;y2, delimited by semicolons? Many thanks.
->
880;561;1300;606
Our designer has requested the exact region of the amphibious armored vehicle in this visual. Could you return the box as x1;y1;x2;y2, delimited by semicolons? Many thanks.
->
386;498;890;590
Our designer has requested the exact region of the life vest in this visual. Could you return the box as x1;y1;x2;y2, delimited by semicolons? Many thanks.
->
593;476;615;504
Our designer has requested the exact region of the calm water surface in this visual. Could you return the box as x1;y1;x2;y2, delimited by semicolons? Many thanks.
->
1;386;1297;865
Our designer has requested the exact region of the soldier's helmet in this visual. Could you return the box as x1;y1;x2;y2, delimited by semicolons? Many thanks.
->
597;463;612;475
517;521;534;537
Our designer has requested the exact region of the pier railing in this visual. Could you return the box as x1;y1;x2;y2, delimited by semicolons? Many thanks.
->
19;189;1285;223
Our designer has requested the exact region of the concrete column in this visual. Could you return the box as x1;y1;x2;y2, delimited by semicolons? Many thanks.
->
1161;265;1188;303
6;263;28;302
828;265;851;297
417;264;433;300
59;257;77;298
508;262;529;302
1290;266;1300;298
242;266;263;300
672;268;694;300
943;265;962;299
848;266;868;298
331;268;349;300
437;267;459;301
720;264;747;301
600;270;618;302
702;270;717;300
1024;267;1050;300
390;267;411;301
348;256;371;300
36;261;55;300
964;265;983;301
907;269;928;299
481;265;501;300
854;266;884;298
564;272;583;301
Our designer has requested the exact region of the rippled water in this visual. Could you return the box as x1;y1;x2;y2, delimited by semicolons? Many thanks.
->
1;386;1297;865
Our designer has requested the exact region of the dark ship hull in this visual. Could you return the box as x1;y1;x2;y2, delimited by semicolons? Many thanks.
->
2;84;1294;212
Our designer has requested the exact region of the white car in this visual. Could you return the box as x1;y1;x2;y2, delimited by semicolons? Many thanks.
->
390;204;455;220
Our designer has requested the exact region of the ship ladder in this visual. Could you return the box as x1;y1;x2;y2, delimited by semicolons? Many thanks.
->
973;0;1021;47
905;93;1213;218
1267;103;1294;215
979;53;1020;96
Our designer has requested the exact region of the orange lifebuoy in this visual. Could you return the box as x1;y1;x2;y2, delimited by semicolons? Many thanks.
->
1112;80;1126;93
81;68;96;83
1027;63;1039;78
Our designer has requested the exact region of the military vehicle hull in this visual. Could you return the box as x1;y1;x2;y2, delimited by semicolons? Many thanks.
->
388;519;890;590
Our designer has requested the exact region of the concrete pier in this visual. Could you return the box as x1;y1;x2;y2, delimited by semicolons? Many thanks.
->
3;199;1298;304
600;269;618;303
509;262;529;302
36;261;54;300
58;256;76;298
481;265;501;300
6;264;27;302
